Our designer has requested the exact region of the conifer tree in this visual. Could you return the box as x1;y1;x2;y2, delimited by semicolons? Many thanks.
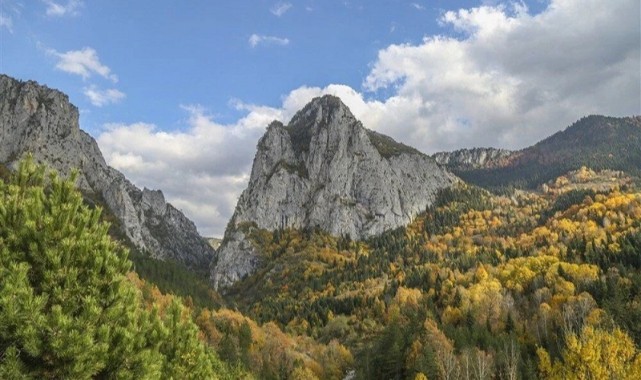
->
0;158;230;379
0;158;163;378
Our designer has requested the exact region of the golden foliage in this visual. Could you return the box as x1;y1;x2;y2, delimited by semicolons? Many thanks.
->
538;326;641;379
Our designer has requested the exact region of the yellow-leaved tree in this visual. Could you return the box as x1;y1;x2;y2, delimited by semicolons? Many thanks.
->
537;325;641;379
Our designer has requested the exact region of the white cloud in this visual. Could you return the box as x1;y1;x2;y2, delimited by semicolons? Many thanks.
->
98;0;640;237
0;14;12;33
411;3;425;11
49;47;118;82
270;2;292;17
362;0;640;152
84;85;125;107
42;0;83;17
0;0;19;33
249;34;290;48
98;105;280;237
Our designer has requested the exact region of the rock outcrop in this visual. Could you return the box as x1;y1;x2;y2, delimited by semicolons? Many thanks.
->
211;95;456;289
432;148;514;171
0;74;214;269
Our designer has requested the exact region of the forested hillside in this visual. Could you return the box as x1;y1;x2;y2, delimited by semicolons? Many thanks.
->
0;159;353;379
451;116;641;190
3;153;641;379
226;166;641;379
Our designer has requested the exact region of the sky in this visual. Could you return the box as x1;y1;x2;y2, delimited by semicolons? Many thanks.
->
1;0;639;237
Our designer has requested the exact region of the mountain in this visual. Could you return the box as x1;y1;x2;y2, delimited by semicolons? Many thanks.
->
0;74;214;270
221;172;641;379
438;115;641;190
432;147;514;171
211;95;456;289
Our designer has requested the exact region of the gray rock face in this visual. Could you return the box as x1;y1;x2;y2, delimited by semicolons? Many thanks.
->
0;74;214;269
211;95;456;289
432;147;514;171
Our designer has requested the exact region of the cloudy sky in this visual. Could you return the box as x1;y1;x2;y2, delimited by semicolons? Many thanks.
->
1;0;639;237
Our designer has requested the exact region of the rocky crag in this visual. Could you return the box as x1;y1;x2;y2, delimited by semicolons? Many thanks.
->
0;74;214;269
432;147;515;171
211;95;456;289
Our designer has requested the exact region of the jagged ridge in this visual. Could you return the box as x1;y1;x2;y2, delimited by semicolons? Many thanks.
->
0;74;214;270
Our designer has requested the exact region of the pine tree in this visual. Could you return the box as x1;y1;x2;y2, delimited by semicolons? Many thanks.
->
0;158;161;378
159;300;221;379
0;158;232;379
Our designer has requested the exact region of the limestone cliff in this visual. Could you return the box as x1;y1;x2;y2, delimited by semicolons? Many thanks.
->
211;95;456;289
432;147;515;171
0;74;214;269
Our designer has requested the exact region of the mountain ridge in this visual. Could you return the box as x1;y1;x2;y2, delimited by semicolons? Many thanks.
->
435;115;641;189
432;147;515;171
0;74;215;270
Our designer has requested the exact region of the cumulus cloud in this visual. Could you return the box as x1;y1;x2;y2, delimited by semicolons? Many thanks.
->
42;0;83;17
98;0;640;237
84;85;125;107
49;47;118;82
45;46;125;107
361;0;640;152
249;34;290;48
98;104;282;237
270;2;292;17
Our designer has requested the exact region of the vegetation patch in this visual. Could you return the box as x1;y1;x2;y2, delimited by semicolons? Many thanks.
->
266;159;309;183
366;129;425;159
286;122;314;156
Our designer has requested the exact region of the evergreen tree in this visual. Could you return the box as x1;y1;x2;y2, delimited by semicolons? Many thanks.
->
0;158;230;379
0;158;159;378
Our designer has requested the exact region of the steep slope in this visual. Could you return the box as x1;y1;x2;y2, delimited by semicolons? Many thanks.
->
0;74;214;269
432;147;514;170
439;115;641;189
211;95;456;289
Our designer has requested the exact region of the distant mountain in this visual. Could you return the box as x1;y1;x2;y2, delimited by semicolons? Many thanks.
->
0;74;214;270
432;147;514;171
437;115;641;189
211;95;456;289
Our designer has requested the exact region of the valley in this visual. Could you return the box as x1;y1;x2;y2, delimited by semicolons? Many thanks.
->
1;75;640;379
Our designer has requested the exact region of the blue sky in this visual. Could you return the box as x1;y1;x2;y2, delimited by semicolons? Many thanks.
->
1;0;639;237
2;0;512;132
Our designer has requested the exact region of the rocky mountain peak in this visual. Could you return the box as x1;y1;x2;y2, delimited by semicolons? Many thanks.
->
288;95;353;128
0;75;214;270
0;75;80;165
281;95;359;158
211;95;457;289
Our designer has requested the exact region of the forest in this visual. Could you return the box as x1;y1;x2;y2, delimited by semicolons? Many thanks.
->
454;116;641;190
1;159;640;379
226;166;641;379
